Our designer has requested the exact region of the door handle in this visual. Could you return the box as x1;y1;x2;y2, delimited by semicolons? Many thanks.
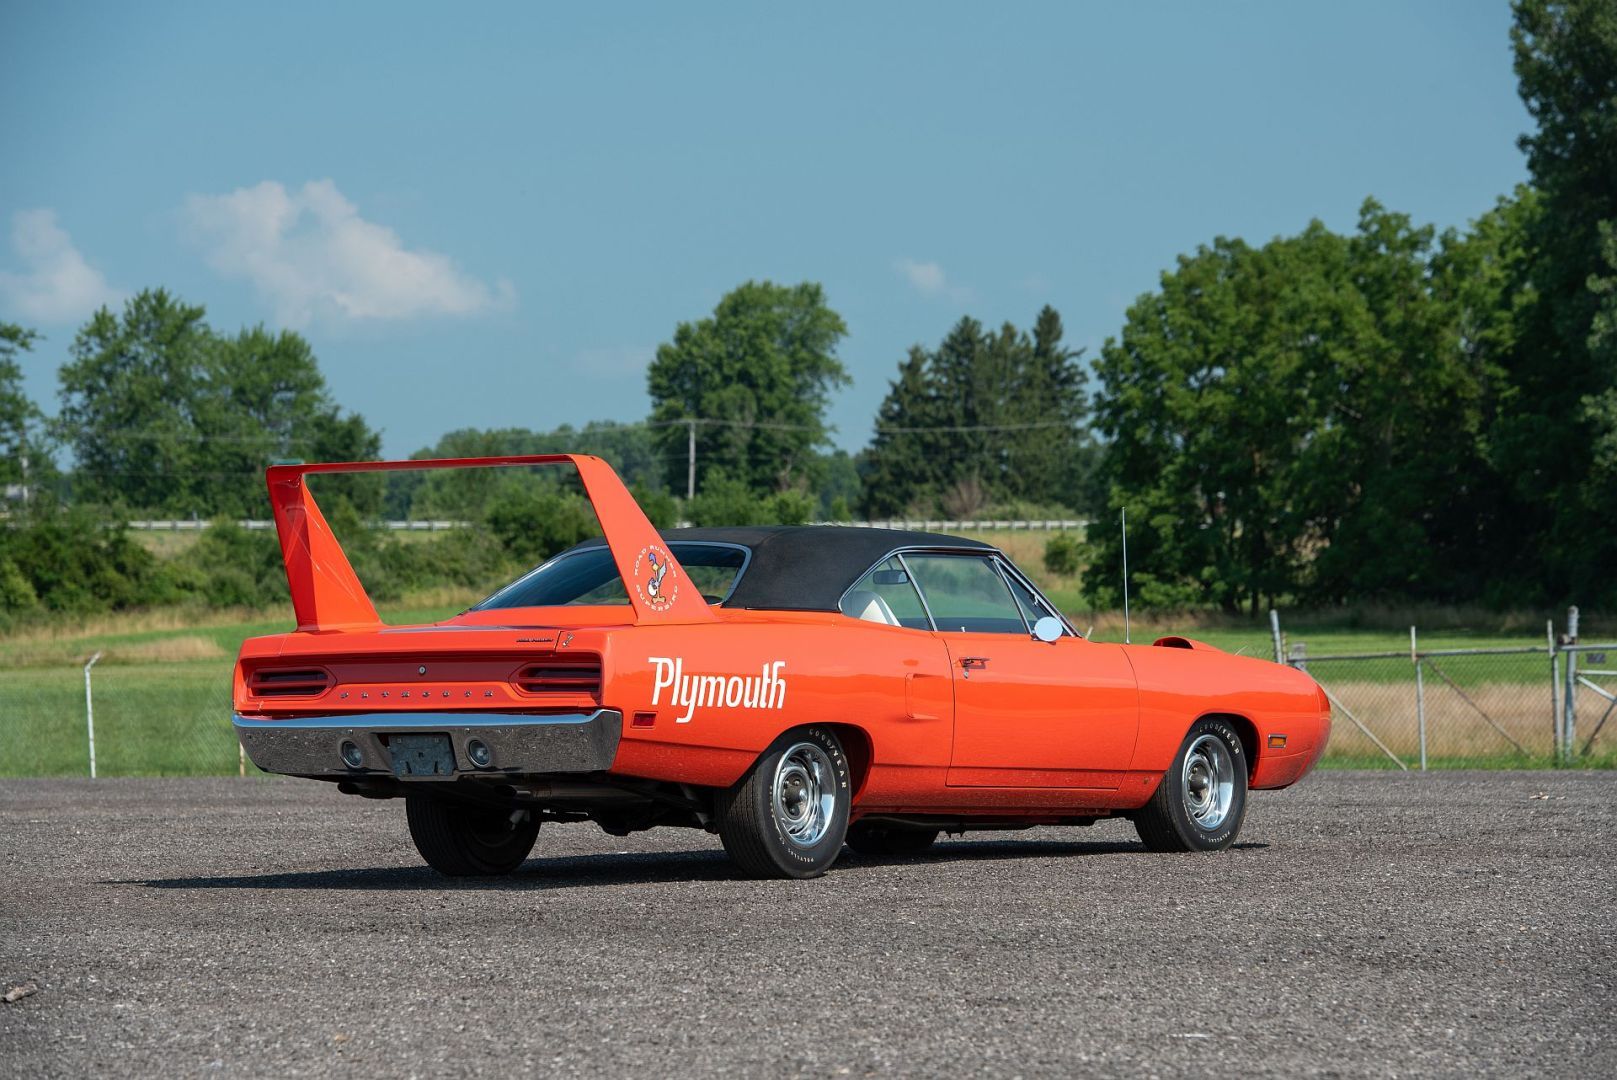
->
958;656;990;679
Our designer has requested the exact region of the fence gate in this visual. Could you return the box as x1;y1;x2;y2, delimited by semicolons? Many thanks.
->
1563;643;1617;761
1273;613;1617;770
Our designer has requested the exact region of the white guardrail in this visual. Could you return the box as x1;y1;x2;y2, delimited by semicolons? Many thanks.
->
126;519;472;532
126;518;1088;532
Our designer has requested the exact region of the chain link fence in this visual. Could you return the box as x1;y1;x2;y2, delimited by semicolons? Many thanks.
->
0;659;246;779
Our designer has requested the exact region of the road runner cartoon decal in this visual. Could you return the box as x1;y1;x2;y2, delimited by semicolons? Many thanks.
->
634;545;678;612
650;658;787;723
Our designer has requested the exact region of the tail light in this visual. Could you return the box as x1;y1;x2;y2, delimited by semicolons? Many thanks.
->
247;667;333;698
514;656;601;700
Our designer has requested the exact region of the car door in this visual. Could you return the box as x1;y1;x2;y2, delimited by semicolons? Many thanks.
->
901;552;1139;789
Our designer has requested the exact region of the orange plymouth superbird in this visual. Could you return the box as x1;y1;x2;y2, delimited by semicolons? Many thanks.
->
234;455;1329;878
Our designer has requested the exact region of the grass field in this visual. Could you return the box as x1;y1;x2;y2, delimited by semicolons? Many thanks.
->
3;529;1612;777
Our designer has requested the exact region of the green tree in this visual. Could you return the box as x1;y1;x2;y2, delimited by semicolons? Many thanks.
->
202;326;382;516
806;448;861;519
55;290;380;516
1084;202;1494;612
1584;221;1617;516
859;307;1091;517
1;322;49;492
1499;0;1617;598
859;345;939;517
648;281;850;497
1007;307;1094;506
56;290;212;510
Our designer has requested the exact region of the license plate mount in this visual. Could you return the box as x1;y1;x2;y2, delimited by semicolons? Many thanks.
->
387;734;456;777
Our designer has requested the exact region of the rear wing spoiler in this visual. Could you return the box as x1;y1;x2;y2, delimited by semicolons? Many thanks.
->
265;454;714;631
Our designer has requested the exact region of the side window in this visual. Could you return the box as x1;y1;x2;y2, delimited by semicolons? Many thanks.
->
840;557;929;628
905;554;1029;635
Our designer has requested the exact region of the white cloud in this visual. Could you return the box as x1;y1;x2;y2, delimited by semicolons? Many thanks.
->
183;179;513;325
894;257;972;302
0;209;124;323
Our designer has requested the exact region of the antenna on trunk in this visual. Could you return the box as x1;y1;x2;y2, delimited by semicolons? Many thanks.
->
1121;505;1131;644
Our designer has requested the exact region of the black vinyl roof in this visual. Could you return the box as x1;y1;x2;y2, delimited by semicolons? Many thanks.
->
570;525;994;611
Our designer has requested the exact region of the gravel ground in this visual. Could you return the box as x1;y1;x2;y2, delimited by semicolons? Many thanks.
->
0;771;1612;1078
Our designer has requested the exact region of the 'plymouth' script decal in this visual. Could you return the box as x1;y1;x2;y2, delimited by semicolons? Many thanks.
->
649;657;787;723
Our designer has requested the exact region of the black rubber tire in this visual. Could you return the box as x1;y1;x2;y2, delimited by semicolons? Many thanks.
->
844;822;940;857
405;795;540;876
1133;716;1249;853
715;727;852;879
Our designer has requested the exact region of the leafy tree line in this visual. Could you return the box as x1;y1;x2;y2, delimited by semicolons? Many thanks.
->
1082;0;1617;611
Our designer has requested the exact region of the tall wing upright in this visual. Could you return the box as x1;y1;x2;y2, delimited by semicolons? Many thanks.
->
265;454;715;631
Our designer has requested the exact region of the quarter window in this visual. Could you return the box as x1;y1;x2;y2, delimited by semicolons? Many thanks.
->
1002;567;1056;629
840;557;929;628
904;554;1029;635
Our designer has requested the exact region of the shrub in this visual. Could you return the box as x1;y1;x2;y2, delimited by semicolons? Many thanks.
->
686;473;770;527
0;556;39;612
1043;531;1083;576
631;485;679;529
484;489;599;565
170;519;288;608
0;505;161;613
766;489;816;526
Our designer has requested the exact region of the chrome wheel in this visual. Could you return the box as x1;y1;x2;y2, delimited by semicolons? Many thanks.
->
1181;733;1236;830
772;741;837;848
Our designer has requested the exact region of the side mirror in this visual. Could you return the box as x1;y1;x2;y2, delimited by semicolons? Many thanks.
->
1032;615;1064;643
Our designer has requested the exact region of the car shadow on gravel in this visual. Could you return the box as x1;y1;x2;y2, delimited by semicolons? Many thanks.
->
850;837;1269;866
107;837;1265;891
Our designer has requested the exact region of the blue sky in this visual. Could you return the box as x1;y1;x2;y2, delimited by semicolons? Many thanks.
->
2;1;1530;458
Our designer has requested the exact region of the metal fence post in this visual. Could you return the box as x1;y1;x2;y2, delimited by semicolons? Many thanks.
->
1563;606;1580;762
1548;619;1561;763
1270;609;1284;665
1412;626;1426;771
83;651;103;779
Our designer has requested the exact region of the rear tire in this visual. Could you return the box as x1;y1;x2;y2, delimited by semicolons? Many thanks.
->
845;822;939;857
406;795;539;876
715;727;851;879
1134;717;1248;852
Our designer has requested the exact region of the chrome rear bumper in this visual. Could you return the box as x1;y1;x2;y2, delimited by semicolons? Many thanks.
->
233;710;622;779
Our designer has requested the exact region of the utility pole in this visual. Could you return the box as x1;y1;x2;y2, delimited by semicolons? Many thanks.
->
686;419;697;501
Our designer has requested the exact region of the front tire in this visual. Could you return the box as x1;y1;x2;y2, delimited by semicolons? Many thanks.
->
1134;717;1248;852
406;795;539;876
715;727;851;879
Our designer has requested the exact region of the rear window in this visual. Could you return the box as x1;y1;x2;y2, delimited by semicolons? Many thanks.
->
473;543;747;609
